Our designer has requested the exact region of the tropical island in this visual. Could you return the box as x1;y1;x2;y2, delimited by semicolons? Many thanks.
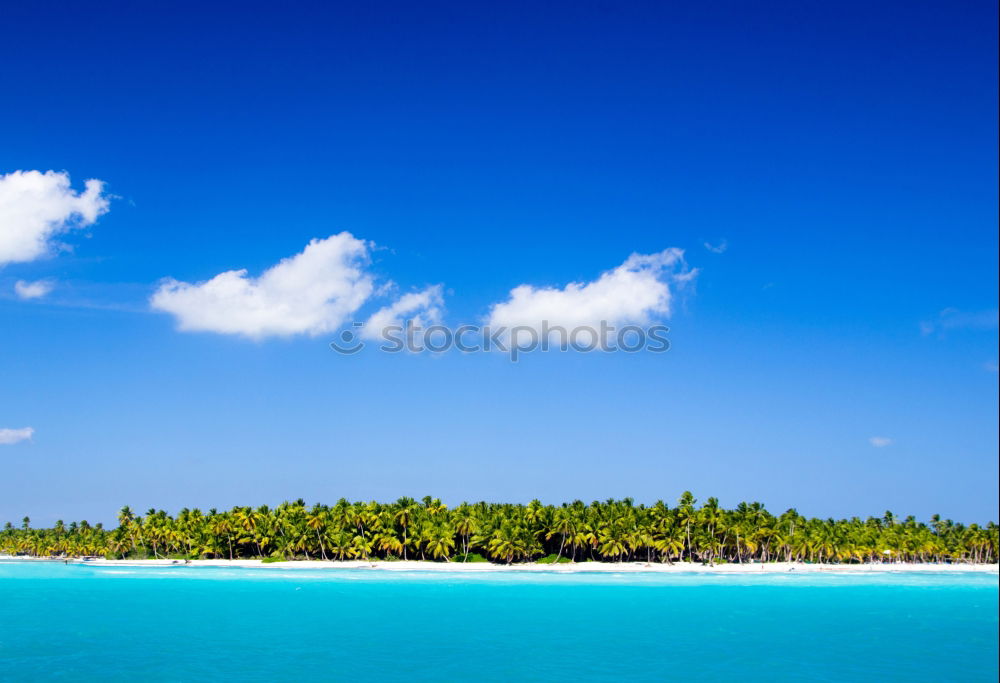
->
2;494;997;568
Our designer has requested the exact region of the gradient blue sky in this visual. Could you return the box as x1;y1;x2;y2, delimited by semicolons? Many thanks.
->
1;1;997;525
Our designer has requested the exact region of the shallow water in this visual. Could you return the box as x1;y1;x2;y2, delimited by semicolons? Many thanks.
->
1;561;996;681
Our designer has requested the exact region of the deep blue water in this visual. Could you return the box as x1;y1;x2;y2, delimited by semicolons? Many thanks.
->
1;562;996;682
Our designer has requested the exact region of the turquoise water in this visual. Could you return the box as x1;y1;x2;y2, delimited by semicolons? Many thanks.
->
1;562;996;682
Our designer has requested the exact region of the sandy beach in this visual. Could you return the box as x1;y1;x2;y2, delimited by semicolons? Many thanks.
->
23;557;995;574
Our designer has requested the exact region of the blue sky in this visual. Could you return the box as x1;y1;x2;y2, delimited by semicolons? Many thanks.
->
1;1;997;525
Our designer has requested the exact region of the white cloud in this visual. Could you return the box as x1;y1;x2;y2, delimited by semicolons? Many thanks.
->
151;232;375;339
0;170;110;266
486;249;695;335
921;308;999;337
704;239;728;254
14;279;55;299
869;436;892;448
0;427;34;445
362;285;444;340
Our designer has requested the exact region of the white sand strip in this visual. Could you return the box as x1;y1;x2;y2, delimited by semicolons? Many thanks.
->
47;558;1000;573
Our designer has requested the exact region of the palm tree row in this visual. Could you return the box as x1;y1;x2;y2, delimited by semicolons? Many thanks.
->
2;494;997;564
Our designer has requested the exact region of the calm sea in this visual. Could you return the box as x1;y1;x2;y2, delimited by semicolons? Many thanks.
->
1;562;996;681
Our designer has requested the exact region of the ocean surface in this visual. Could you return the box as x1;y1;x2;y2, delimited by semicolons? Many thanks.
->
1;562;997;682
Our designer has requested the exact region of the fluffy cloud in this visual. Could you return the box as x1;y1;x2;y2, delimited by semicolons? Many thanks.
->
0;427;34;445
362;285;444;340
14;279;55;299
151;233;375;338
486;249;695;333
0;170;110;266
869;436;892;448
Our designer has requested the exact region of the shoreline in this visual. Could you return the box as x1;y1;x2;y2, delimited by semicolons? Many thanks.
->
5;556;997;574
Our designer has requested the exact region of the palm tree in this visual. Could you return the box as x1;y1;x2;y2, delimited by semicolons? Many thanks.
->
423;525;456;560
394;497;419;560
677;492;697;562
306;507;329;560
453;504;478;560
545;508;573;563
